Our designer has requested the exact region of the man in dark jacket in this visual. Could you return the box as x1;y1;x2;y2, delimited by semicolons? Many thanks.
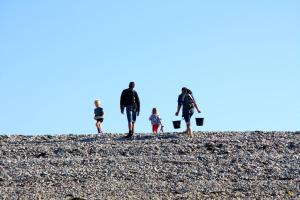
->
120;82;140;138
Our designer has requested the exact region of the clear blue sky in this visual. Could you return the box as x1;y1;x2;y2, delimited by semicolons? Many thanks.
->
0;1;299;135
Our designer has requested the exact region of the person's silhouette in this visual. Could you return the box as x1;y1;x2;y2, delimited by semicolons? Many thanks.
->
120;82;140;138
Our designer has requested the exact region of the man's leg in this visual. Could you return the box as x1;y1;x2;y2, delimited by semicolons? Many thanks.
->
132;122;135;134
124;122;133;138
131;110;137;134
126;108;133;136
128;122;132;133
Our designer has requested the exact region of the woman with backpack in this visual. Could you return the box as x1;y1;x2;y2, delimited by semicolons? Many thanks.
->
175;87;201;138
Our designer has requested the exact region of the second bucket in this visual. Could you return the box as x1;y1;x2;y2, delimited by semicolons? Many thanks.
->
173;120;181;129
195;117;204;126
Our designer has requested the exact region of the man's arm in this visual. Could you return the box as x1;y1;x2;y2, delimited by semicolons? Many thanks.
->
120;90;125;113
135;91;140;114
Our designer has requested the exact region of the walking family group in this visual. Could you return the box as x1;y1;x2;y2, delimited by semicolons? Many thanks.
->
94;82;202;138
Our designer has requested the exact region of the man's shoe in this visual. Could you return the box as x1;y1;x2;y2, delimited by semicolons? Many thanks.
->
124;134;133;139
124;131;133;139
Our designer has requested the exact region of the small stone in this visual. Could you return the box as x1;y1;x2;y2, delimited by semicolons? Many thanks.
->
36;152;47;158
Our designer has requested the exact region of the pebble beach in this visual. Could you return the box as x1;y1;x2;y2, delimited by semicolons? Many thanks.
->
0;131;299;199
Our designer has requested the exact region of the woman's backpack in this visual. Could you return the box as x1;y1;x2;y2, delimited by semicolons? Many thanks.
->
183;94;195;112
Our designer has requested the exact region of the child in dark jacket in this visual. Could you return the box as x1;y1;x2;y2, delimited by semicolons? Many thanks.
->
94;99;105;135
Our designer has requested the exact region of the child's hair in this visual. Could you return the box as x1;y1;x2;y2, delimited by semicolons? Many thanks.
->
152;107;159;115
94;99;101;107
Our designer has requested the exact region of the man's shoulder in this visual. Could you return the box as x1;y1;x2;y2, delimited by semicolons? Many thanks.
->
122;88;130;94
122;88;138;95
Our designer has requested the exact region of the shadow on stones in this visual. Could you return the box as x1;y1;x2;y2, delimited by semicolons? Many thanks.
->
79;137;97;143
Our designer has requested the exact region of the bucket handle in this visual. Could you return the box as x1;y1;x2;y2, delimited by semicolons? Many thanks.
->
173;116;182;121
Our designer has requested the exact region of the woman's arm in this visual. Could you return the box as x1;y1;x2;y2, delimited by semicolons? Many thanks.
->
176;94;183;116
191;94;201;113
175;105;182;116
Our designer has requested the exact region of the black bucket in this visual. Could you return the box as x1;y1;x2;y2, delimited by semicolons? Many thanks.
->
195;118;204;126
173;120;181;129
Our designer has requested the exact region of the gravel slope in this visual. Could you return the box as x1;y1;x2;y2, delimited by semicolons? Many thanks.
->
0;131;299;199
